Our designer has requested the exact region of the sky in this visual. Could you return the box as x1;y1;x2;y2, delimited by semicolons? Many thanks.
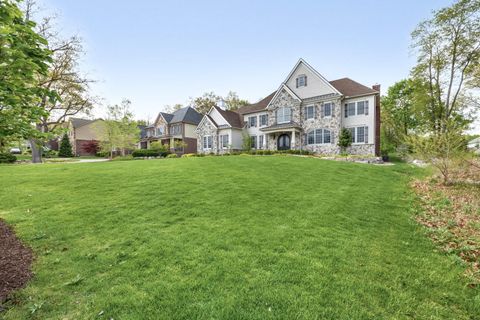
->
40;0;479;133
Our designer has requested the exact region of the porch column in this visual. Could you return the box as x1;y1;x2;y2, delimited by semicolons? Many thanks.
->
291;130;296;149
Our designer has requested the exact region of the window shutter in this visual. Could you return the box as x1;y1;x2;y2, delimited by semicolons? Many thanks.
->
364;126;368;143
304;107;307;120
296;78;299;88
344;104;348;118
321;104;324;118
305;76;307;86
331;131;334;144
365;100;369;115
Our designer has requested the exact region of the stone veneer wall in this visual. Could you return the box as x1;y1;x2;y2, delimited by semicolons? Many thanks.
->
196;120;218;154
301;97;342;155
346;144;375;155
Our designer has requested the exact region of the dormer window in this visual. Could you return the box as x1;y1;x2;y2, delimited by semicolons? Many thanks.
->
296;74;307;88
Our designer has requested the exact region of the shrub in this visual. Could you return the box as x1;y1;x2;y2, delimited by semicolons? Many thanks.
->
338;128;352;154
0;153;17;163
58;134;73;157
166;154;178;158
43;150;58;158
181;153;197;158
96;151;108;158
81;140;99;155
263;150;273;155
222;152;231;156
132;149;160;157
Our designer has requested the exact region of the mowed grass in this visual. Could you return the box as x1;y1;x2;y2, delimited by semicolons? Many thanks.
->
0;156;479;319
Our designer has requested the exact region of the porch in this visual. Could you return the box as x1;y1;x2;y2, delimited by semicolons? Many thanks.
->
260;122;303;151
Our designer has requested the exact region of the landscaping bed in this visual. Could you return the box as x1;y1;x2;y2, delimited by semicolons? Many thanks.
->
0;220;33;307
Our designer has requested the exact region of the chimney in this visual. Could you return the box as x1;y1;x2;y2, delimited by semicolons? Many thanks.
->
372;84;381;157
217;99;226;110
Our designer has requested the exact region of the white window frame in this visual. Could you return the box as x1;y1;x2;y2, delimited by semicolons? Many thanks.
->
259;114;268;127
258;135;264;149
219;134;229;149
248;116;257;128
277;107;292;124
203;135;212;150
305;105;315;120
306;128;332;145
250;135;257;149
346;126;369;144
297;74;307;88
323;102;332;118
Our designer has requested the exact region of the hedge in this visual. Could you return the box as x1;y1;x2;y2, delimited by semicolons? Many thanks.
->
132;149;169;157
0;153;17;163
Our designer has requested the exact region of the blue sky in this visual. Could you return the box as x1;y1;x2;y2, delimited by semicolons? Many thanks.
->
41;0;480;132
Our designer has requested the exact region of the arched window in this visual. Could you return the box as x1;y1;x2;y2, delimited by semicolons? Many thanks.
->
306;129;332;144
276;107;292;124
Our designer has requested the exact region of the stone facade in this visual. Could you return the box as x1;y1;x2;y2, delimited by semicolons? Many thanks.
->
267;89;301;126
346;144;375;155
196;119;218;154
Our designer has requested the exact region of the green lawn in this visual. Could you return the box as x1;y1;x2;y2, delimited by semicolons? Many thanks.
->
0;156;479;319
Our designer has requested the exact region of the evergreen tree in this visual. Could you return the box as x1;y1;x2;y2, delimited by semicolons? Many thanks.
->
338;128;352;154
58;134;73;157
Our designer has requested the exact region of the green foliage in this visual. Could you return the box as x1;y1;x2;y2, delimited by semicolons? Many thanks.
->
338;128;352;152
166;153;178;158
242;132;252;151
149;141;169;152
0;152;17;163
191;92;220;115
132;149;169;158
58;134;73;157
223;91;249;111
0;1;52;145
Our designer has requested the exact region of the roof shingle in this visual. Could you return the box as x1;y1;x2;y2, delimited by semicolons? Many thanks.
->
329;78;378;97
214;106;244;128
237;91;276;115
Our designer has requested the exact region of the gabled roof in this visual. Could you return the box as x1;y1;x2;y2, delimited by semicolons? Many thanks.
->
237;91;276;115
70;118;97;129
170;106;203;125
266;83;301;109
213;106;244;128
329;78;378;97
284;58;342;96
196;114;218;132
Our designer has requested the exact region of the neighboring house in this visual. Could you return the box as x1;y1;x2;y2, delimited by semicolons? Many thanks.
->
196;106;245;154
468;137;480;154
139;106;202;154
68;118;105;156
234;58;381;155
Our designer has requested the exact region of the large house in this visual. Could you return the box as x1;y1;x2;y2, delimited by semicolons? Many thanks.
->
139;106;202;154
196;59;380;155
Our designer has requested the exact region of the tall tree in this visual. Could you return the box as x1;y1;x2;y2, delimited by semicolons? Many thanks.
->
0;0;52;152
163;103;183;114
58;133;73;157
411;0;480;133
191;92;220;114
23;1;97;163
223;91;249;111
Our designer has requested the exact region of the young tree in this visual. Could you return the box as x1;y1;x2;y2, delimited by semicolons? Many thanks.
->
163;104;183;114
58;133;73;157
99;99;139;158
224;91;249;111
0;0;52;152
338;128;352;154
411;0;480;133
81;140;99;155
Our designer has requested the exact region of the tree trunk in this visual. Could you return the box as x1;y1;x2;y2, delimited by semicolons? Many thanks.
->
29;138;43;163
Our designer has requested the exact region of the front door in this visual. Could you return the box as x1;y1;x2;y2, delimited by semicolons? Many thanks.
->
277;134;291;150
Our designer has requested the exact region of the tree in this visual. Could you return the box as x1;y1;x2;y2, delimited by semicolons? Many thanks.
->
411;0;480;133
164;104;183;114
242;132;251;151
191;92;220;114
81;140;99;155
99;99;140;159
58;133;73;157
224;91;249;111
0;0;52;152
338;128;352;154
23;1;97;163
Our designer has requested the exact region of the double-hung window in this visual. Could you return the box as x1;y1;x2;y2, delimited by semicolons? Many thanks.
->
250;136;257;149
277;107;292;124
323;103;332;117
305;105;315;120
345;103;356;117
203;136;212;150
259;114;268;126
344;100;369;117
219;134;229;149
347;126;369;144
296;74;307;88
306;129;332;144
248;116;257;128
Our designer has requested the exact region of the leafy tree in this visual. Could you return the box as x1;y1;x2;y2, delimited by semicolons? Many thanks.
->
23;1;97;163
242;132;251;151
0;0;52;152
224;91;249;111
149;141;169;152
191;92;220;114
99;99;139;159
338;128;352;154
58;133;73;157
411;0;480;133
164;104;183;114
81;140;99;155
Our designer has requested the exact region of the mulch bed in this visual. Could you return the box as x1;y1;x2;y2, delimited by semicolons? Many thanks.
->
0;219;34;306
